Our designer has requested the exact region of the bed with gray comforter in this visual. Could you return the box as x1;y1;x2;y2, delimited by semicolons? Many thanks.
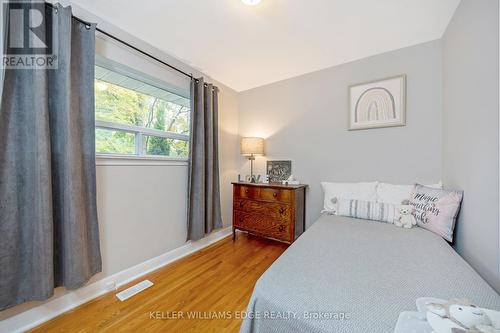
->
240;214;500;333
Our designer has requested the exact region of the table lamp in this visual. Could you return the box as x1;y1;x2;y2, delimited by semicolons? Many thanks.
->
241;137;265;183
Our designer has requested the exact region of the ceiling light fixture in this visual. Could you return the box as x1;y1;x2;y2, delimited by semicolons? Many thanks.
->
241;0;261;6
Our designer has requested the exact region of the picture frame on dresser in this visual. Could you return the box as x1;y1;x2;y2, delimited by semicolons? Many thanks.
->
266;160;292;183
232;182;307;244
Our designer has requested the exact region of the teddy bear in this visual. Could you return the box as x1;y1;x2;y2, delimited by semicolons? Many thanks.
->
394;200;417;228
425;299;500;333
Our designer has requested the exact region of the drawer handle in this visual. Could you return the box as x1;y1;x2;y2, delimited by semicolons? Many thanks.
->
278;225;285;232
273;192;278;198
245;189;249;194
240;201;244;208
279;207;285;214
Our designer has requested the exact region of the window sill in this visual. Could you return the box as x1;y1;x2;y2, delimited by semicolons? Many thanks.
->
96;154;188;166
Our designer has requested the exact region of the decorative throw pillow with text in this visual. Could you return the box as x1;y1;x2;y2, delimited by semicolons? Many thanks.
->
409;184;463;242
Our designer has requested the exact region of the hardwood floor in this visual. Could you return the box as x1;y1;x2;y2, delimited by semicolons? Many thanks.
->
29;233;288;333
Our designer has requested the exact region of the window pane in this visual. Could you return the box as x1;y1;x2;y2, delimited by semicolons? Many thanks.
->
96;128;135;154
95;66;190;136
142;135;188;158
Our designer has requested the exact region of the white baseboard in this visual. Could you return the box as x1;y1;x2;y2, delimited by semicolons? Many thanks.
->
0;227;233;333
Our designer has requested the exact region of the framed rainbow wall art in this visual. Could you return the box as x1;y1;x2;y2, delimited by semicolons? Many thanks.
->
348;74;406;130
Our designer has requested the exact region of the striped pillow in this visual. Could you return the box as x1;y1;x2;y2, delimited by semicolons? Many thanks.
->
335;198;398;224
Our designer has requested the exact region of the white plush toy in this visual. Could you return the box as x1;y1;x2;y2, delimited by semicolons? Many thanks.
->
394;200;417;228
426;299;500;333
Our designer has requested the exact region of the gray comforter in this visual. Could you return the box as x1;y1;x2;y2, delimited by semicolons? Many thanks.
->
240;214;500;333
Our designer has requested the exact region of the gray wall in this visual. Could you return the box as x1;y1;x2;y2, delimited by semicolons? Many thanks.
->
442;0;500;291
238;40;443;228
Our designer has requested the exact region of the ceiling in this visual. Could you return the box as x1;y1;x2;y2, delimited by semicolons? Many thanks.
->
72;0;460;92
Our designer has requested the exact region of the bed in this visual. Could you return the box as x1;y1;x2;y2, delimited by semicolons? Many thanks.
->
240;214;500;333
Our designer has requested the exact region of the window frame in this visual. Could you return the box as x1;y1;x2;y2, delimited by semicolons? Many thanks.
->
94;58;191;162
95;120;190;160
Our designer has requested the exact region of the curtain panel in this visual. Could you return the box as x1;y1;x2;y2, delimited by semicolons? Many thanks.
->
0;4;101;310
187;78;223;241
0;2;7;103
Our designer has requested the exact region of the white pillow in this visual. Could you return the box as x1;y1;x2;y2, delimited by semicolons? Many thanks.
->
377;181;442;205
321;181;378;213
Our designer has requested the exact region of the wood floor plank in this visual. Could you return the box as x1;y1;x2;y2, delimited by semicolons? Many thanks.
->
29;233;288;333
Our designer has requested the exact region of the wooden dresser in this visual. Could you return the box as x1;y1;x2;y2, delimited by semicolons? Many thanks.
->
232;182;307;244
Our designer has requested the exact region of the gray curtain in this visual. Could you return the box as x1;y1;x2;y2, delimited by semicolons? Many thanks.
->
0;2;7;103
0;4;101;310
187;78;223;241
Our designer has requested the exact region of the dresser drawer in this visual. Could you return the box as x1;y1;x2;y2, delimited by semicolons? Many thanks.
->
234;185;259;199
234;185;293;203
234;198;291;220
259;188;292;202
233;211;291;241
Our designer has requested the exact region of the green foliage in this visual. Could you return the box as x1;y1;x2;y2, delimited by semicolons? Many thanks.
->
95;128;135;154
95;79;190;157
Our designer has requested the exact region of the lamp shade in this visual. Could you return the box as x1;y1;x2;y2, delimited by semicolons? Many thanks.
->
241;137;265;156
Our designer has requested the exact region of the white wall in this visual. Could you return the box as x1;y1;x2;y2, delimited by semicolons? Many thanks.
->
0;4;240;322
238;40;443;228
95;161;188;276
442;0;500;292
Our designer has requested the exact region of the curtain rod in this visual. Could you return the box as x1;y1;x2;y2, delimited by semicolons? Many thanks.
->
45;2;215;87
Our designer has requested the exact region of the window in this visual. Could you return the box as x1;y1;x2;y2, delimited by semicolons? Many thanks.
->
94;65;190;159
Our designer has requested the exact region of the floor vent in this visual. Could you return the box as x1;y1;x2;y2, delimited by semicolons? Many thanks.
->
115;280;154;301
